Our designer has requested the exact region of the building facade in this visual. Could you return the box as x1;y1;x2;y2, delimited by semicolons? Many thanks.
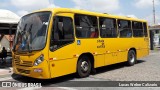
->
0;9;19;52
149;25;160;47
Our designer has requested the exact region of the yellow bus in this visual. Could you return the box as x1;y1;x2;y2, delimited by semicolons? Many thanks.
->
12;8;149;79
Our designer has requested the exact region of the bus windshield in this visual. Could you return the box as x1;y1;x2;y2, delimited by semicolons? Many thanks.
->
13;12;51;52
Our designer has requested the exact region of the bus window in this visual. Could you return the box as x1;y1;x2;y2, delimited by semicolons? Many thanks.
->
50;16;74;51
74;14;98;38
118;20;132;38
132;21;143;37
143;22;148;37
99;17;117;38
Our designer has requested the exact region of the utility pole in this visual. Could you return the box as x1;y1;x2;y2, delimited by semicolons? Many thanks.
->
153;0;156;25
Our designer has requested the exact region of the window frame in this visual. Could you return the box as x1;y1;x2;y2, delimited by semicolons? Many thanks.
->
74;14;99;39
50;15;75;52
99;17;118;38
143;22;148;37
118;19;132;38
132;21;144;37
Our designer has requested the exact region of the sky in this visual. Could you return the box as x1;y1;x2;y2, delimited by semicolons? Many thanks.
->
0;0;160;25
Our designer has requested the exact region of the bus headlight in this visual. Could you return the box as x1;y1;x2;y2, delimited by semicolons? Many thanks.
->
34;54;44;66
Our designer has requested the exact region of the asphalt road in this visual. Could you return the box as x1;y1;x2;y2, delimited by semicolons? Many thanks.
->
0;50;160;90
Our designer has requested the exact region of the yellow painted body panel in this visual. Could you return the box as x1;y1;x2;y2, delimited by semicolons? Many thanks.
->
12;50;50;79
12;8;149;79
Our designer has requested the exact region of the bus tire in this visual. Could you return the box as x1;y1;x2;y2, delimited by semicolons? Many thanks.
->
127;50;136;66
77;55;91;78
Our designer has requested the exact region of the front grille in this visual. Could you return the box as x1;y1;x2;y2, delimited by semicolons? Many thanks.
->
14;59;33;67
17;68;30;74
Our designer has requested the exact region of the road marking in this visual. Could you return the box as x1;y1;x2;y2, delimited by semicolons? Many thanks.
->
57;87;77;90
0;77;12;81
150;53;157;55
17;87;77;90
18;87;41;90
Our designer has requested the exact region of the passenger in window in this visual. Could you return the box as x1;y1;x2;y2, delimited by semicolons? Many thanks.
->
127;32;132;37
90;27;97;38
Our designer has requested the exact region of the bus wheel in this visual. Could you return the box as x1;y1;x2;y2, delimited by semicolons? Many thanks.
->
77;56;91;78
127;50;136;66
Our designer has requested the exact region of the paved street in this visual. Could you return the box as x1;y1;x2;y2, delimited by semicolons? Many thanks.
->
0;50;160;90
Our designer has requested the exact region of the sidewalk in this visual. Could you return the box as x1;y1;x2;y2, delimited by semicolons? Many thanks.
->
0;57;13;77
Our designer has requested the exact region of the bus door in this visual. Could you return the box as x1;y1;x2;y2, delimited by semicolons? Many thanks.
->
49;13;77;78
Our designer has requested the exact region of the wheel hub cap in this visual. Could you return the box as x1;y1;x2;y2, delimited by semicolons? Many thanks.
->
130;53;135;63
81;61;89;72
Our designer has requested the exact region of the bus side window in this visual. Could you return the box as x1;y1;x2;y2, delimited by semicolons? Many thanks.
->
74;14;98;38
99;17;117;38
118;20;132;38
143;22;148;37
132;21;143;37
50;16;74;51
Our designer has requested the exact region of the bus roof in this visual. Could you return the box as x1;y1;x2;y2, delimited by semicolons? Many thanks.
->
33;8;147;22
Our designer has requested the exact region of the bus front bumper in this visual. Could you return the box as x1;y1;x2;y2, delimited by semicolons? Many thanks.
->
12;61;51;79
